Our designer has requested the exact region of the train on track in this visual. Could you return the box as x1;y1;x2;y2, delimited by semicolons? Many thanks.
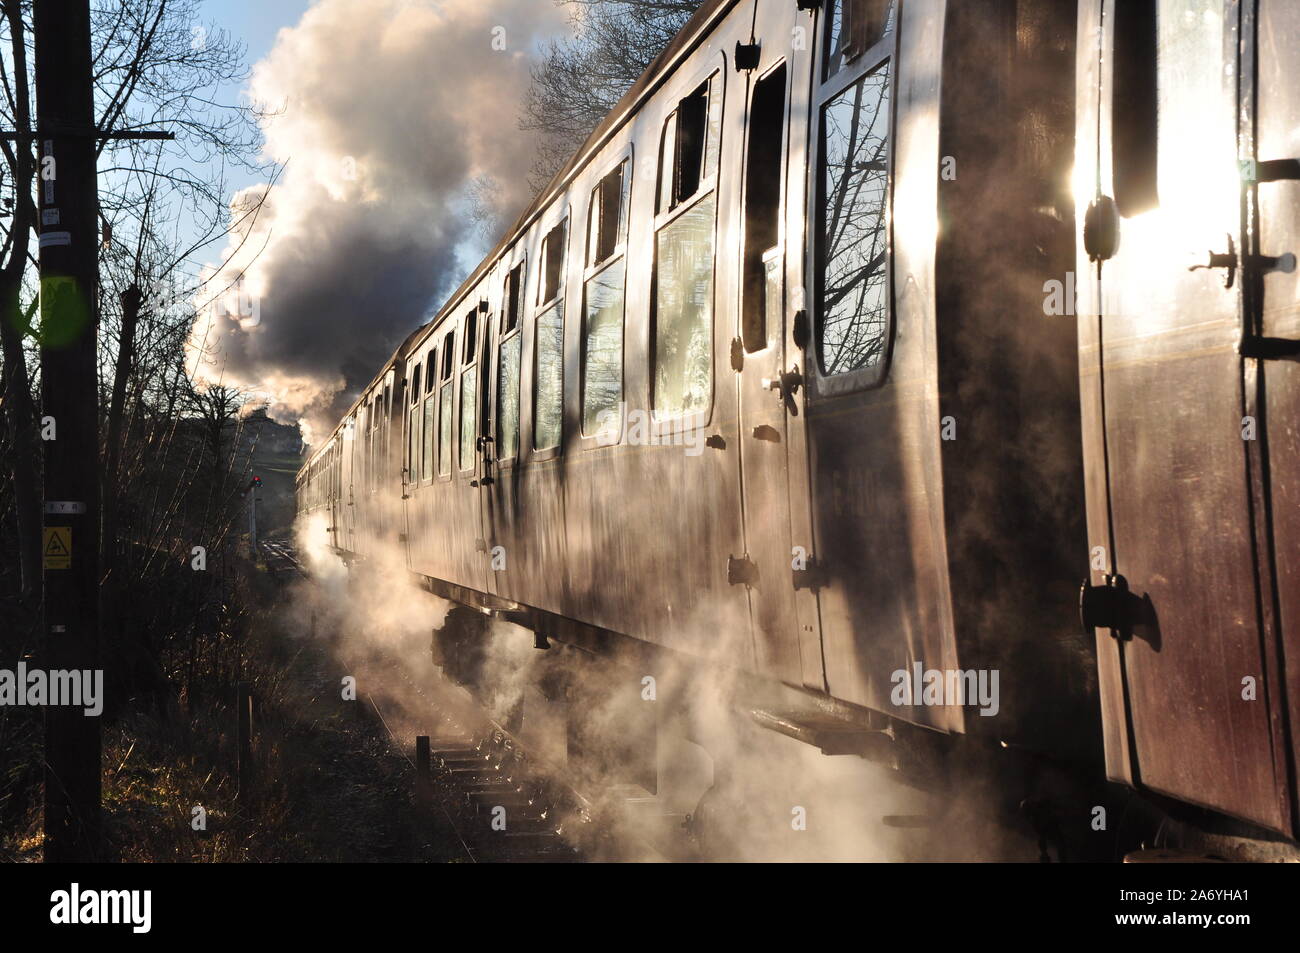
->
297;0;1300;860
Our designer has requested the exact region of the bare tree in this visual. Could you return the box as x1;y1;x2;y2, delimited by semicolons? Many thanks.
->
522;0;701;190
0;0;268;603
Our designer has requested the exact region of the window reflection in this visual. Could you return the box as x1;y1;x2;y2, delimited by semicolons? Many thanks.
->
824;0;895;81
497;333;521;458
438;386;453;475
534;301;564;450
459;365;477;470
583;259;625;435
420;396;434;481
818;63;890;377
654;194;716;418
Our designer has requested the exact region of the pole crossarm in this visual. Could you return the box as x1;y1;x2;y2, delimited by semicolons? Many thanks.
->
0;128;174;141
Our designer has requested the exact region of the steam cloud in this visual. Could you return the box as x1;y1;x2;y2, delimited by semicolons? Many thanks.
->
189;0;569;442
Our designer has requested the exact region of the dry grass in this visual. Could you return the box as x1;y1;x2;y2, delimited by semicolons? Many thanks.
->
2;576;463;863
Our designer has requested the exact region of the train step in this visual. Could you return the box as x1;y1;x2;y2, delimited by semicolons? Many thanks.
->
749;707;895;759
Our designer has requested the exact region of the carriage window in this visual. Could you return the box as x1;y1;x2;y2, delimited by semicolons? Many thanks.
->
742;64;787;353
1112;0;1157;217
1153;0;1231;229
654;193;716;418
824;0;894;81
583;161;629;436
583;259;625;435
421;354;435;482
498;259;524;459
498;331;521;459
588;161;629;267
406;385;417;480
502;261;524;334
459;314;478;470
438;336;454;476
658;74;721;214
408;363;421;478
818;62;891;377
534;301;564;450
539;221;567;306
462;310;477;364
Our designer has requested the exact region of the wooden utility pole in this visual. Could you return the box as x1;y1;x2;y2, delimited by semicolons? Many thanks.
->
35;0;102;862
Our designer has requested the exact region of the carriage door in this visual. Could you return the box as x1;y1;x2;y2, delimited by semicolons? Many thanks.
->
472;300;497;588
731;2;821;688
1081;0;1293;834
477;261;523;599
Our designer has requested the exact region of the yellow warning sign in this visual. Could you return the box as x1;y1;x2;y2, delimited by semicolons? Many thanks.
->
43;526;71;570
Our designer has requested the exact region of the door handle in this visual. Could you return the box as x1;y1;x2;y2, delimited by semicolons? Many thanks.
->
472;434;495;487
761;364;803;415
1188;233;1236;288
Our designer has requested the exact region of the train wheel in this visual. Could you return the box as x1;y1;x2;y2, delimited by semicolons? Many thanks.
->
432;605;489;690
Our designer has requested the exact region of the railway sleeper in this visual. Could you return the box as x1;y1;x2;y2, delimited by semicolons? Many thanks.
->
470;813;557;836
450;770;514;788
473;832;573;856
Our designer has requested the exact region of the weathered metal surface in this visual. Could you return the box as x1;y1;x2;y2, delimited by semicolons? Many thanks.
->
1076;0;1297;836
749;707;896;760
301;0;1089;742
295;0;1300;845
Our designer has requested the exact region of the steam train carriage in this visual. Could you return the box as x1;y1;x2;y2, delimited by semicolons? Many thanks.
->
297;0;1300;857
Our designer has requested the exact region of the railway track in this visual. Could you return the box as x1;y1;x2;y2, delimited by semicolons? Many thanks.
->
260;536;636;862
364;675;590;863
260;536;306;576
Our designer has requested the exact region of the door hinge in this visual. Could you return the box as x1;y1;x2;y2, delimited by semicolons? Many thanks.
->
727;554;759;587
792;309;810;350
1079;574;1145;641
734;41;761;72
793;556;828;592
1083;195;1119;262
730;336;745;372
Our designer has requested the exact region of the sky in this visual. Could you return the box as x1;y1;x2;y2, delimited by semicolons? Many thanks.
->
204;0;314;114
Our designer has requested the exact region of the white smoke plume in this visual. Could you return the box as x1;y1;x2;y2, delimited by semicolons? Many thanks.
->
189;0;570;442
289;502;941;861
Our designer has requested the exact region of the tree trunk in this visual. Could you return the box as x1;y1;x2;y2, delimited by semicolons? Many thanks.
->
0;270;40;602
102;283;141;571
0;0;39;603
